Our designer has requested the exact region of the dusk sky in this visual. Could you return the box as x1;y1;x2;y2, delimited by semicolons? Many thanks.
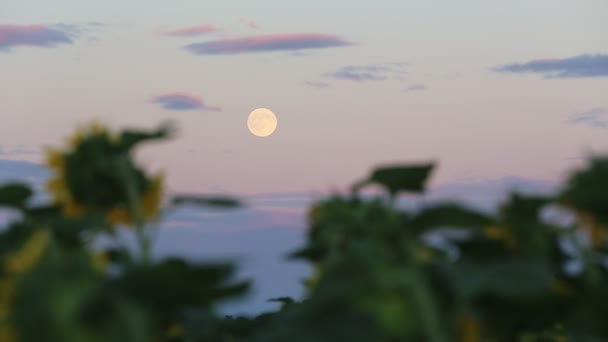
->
1;0;607;313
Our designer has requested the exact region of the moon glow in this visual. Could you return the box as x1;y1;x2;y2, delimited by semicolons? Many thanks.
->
247;108;277;137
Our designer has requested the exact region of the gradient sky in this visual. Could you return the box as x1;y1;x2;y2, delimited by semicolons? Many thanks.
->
1;0;607;313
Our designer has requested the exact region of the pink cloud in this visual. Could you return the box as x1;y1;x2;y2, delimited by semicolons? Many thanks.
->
0;24;72;50
151;92;221;111
247;21;259;30
184;33;353;55
160;24;220;37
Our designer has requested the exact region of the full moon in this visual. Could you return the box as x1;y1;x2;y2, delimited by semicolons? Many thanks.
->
247;108;277;137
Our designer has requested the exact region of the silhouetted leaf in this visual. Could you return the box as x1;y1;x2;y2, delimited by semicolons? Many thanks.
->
268;297;295;304
117;122;175;151
0;183;32;208
368;164;434;195
171;195;242;208
561;157;608;223
289;246;324;261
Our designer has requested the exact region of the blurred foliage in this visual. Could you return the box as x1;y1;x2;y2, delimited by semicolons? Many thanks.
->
0;123;248;342
253;156;608;342
1;121;608;341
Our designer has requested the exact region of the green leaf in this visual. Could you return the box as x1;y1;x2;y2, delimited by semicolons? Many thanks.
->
117;122;175;151
447;259;553;299
171;195;242;208
408;203;492;234
501;193;552;221
0;183;32;208
24;205;110;246
181;309;276;341
561;157;608;223
50;214;111;246
80;286;152;342
268;297;295;304
499;194;556;256
26;204;62;219
115;258;249;325
289;246;325;261
367;164;435;195
10;240;128;342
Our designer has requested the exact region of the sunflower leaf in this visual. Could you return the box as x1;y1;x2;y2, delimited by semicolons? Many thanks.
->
0;183;33;209
369;164;435;195
171;195;242;208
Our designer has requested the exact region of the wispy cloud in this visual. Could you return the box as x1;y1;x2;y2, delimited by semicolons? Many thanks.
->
322;63;407;82
493;54;608;78
404;83;427;92
151;92;221;111
0;24;74;51
160;24;220;37
184;33;353;55
567;107;608;128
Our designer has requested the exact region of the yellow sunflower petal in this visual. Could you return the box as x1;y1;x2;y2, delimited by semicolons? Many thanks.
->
44;148;65;170
107;207;132;226
63;200;86;218
5;230;50;274
46;177;70;202
141;174;164;221
92;252;109;273
458;315;481;342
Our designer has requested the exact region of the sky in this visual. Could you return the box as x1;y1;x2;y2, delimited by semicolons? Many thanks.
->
1;0;607;313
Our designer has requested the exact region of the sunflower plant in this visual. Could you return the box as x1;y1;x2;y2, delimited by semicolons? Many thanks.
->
0;122;248;342
45;122;171;262
249;159;608;342
3;120;608;341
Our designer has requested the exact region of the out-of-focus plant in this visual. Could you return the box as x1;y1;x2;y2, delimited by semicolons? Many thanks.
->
45;121;169;262
253;159;608;342
0;122;247;342
3;120;608;342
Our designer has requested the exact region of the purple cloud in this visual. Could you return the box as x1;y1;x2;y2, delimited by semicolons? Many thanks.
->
151;92;221;111
568;107;608;128
160;24;220;37
323;63;407;82
0;24;73;51
184;33;353;55
493;54;608;78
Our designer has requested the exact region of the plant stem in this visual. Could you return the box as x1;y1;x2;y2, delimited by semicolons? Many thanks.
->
402;238;448;342
409;267;449;342
117;156;149;264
